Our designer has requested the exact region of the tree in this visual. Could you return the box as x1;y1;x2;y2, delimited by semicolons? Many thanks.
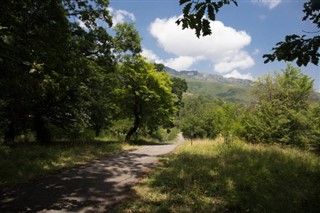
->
0;0;114;145
113;22;142;56
177;0;320;68
153;63;188;112
171;77;188;111
179;96;219;140
213;101;240;143
115;56;177;141
240;65;315;147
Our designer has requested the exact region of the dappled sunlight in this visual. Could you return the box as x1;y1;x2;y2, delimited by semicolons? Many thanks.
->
114;139;320;212
0;139;181;212
0;140;134;186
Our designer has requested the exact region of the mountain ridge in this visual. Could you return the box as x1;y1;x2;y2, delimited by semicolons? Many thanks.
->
164;66;253;86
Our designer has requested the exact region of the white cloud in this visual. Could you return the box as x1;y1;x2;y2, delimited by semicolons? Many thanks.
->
214;51;254;73
252;0;281;9
223;70;254;80
165;56;200;71
142;48;203;71
148;16;254;73
108;7;135;26
142;48;164;64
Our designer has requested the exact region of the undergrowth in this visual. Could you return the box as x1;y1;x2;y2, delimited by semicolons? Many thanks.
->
114;138;320;213
0;139;134;186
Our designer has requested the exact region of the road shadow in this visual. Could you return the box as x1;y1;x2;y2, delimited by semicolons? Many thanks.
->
0;151;157;212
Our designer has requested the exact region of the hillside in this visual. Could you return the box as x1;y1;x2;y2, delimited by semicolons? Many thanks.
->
164;66;253;103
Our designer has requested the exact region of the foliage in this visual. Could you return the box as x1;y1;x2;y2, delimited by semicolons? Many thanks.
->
114;139;320;213
113;22;142;56
307;104;320;151
263;34;320;67
179;96;241;141
148;127;181;142
263;1;320;67
179;96;217;139
171;77;188;111
0;0;114;145
0;139;135;186
177;0;320;68
176;0;238;37
115;56;177;141
240;65;316;148
213;101;241;143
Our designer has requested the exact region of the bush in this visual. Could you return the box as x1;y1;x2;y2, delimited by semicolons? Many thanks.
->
150;127;180;142
239;65;318;149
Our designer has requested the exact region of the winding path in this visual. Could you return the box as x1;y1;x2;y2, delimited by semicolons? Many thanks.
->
0;134;184;213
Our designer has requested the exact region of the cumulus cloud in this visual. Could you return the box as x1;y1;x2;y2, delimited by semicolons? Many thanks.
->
165;56;200;71
142;48;203;71
214;51;254;73
142;48;164;64
252;0;281;9
108;7;135;26
223;70;254;80
148;16;254;73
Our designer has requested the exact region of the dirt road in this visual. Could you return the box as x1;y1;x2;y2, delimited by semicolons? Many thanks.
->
0;135;184;213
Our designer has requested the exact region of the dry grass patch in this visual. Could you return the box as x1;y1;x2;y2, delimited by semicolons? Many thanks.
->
114;138;320;213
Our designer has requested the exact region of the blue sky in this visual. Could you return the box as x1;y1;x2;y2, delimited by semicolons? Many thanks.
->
107;0;319;90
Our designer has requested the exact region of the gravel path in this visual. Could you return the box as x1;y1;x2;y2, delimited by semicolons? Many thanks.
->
0;134;184;213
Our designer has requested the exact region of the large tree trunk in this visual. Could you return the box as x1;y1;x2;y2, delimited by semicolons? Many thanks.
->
125;106;141;142
4;122;15;147
34;114;52;145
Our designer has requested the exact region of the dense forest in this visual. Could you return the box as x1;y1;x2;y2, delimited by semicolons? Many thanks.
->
0;1;188;145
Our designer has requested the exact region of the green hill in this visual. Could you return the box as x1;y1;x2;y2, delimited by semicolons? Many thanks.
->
165;66;320;104
186;79;252;103
164;66;253;103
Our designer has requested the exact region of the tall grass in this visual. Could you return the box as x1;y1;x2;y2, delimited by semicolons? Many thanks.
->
0;139;134;186
114;138;320;213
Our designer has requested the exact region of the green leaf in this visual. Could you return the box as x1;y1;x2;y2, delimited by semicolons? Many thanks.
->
207;4;216;20
195;2;206;10
196;5;206;20
183;3;193;15
202;19;212;36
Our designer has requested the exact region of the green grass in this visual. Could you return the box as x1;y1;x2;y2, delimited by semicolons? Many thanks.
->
186;80;252;103
113;138;320;213
0;139;135;186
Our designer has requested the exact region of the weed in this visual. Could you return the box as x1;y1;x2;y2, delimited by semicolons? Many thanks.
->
114;139;320;213
0;140;135;186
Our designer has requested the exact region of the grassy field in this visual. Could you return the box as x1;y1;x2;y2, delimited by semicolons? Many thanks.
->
114;138;320;213
186;80;252;103
0;139;135;186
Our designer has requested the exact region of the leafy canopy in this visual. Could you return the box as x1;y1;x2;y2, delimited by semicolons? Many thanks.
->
115;56;177;141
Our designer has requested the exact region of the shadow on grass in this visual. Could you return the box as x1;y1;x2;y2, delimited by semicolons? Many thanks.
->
0;139;127;187
116;142;320;213
0;150;158;212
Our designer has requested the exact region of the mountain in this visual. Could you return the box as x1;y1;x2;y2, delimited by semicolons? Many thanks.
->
164;66;253;103
164;66;253;86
